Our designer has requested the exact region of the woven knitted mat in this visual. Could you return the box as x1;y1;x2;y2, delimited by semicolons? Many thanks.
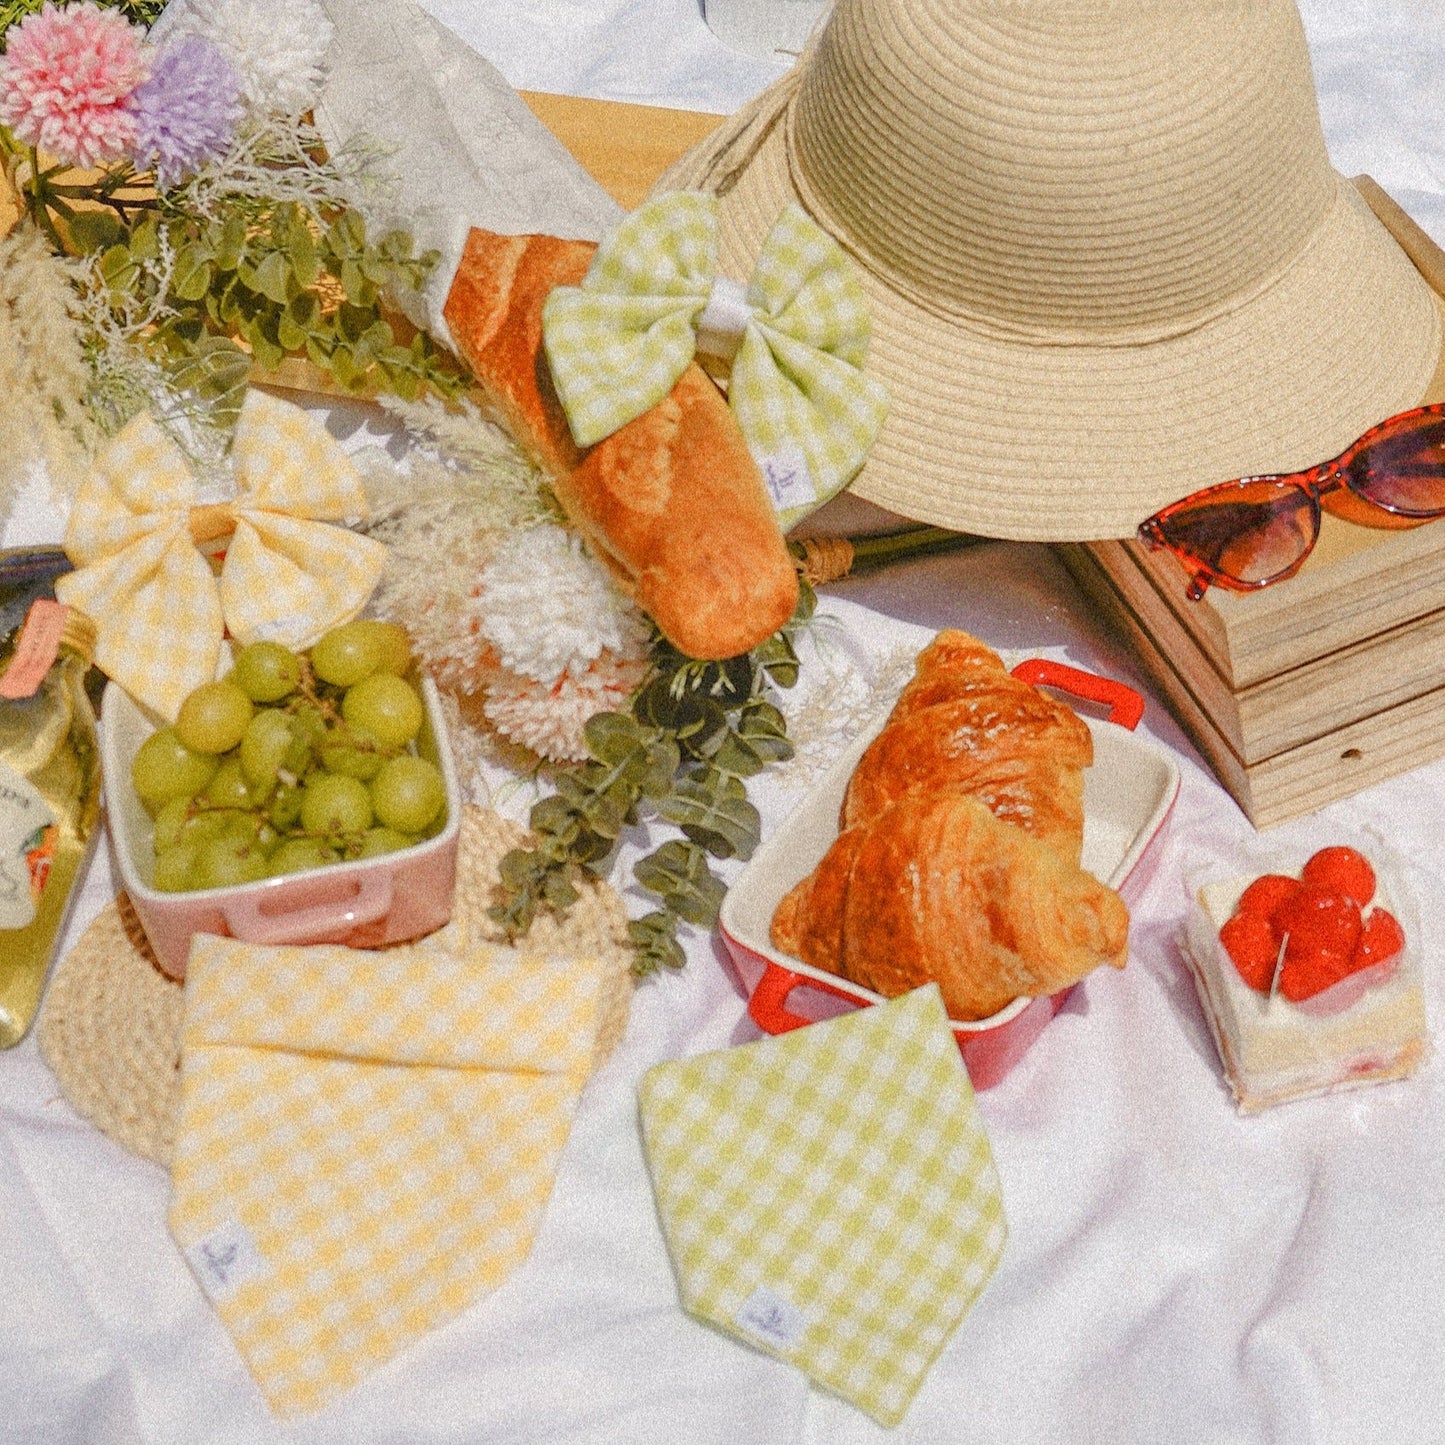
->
37;804;636;1170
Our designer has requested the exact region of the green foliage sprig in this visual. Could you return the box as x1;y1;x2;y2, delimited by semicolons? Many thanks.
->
490;581;815;976
80;197;466;425
0;0;162;44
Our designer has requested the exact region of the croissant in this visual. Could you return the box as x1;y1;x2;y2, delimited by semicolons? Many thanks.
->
770;627;1129;1021
770;788;1129;1022
842;630;1092;865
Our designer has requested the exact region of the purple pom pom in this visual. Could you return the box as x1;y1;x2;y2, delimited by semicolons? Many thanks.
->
127;35;244;189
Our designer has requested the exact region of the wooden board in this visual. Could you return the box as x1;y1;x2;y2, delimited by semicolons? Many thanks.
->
1063;539;1445;763
519;92;723;207
1061;542;1445;827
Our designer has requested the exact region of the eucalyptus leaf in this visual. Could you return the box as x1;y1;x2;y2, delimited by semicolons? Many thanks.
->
171;246;212;302
65;210;126;254
216;214;247;271
655;774;761;860
634;841;727;927
628;913;686;974
250;251;291;305
129;216;160;260
583;712;648;765
277;313;307;351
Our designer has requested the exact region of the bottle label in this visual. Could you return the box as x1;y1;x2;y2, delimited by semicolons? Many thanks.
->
0;600;68;701
0;760;56;931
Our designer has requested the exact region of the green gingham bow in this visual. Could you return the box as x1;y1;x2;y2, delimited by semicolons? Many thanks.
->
541;191;890;529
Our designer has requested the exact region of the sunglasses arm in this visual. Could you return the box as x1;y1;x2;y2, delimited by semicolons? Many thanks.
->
1136;518;1216;600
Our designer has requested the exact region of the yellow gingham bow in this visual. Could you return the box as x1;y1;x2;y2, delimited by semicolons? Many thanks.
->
541;191;890;530
54;391;387;721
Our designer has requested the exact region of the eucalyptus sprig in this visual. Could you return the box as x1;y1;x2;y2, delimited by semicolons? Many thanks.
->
490;581;815;976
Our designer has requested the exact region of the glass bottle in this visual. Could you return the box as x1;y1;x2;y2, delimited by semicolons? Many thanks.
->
0;549;102;1048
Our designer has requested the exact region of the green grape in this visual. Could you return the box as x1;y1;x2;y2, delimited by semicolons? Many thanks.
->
300;773;374;836
176;807;238;850
193;832;270;889
175;679;254;754
310;619;389;687
268;780;305;830
317;723;386;780
367;621;413;676
152;795;193;853
152;842;199;892
230;641;301;703
131;727;219;812
342;673;423;750
371;755;445;834
203;757;258;809
239;708;296;791
290;701;328;746
268;837;340;877
353;826;417;859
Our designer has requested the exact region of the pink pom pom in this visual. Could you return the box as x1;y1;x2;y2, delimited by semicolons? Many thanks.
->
0;2;147;168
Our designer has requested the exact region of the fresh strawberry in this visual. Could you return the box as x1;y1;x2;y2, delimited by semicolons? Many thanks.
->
1220;911;1279;991
1275;886;1363;1001
1236;874;1301;932
1355;907;1405;969
1300;846;1376;909
1277;946;1350;1002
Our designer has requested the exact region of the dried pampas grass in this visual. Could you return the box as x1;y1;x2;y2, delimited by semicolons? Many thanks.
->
0;223;98;518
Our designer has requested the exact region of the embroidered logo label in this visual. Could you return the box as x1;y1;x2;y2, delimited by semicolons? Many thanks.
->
734;1285;808;1353
758;444;818;515
185;1219;267;1302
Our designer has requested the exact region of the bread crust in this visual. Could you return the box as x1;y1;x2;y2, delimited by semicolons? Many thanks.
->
443;228;799;660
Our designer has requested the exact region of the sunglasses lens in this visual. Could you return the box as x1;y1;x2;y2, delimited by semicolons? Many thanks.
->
1347;411;1445;515
1153;481;1315;586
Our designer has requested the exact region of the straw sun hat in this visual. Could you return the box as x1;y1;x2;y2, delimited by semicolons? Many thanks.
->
659;0;1442;542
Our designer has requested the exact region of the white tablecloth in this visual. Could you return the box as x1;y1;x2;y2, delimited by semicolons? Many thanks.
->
5;4;1445;1442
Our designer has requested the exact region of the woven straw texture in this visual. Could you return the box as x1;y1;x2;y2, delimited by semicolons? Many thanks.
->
656;0;1442;542
38;805;634;1169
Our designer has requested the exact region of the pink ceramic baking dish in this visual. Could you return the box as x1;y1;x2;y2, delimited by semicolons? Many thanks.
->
100;675;463;980
718;659;1179;1090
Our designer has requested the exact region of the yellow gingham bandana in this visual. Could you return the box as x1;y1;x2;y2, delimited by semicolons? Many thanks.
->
541;191;890;530
638;985;1006;1428
168;927;608;1417
55;390;386;721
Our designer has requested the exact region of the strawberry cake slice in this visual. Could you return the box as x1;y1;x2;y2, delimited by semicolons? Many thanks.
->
1180;846;1430;1113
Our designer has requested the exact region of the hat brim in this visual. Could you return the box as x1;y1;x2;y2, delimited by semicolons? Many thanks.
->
659;76;1443;542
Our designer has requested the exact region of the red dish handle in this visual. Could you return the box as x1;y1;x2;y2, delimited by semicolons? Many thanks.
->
1010;659;1144;732
748;962;816;1035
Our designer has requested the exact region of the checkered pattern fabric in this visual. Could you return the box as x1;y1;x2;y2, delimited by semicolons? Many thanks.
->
169;926;608;1418
638;986;1006;1428
541;191;888;529
55;391;386;722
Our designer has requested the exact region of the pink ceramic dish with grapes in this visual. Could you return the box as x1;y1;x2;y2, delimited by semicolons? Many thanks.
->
101;677;463;980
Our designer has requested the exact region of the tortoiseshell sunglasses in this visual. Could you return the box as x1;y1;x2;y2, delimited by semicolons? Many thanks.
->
1137;404;1445;600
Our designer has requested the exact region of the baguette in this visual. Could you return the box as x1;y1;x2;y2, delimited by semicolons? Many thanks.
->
443;227;799;660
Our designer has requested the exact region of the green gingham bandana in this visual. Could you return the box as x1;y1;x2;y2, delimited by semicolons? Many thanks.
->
637;985;1006;1428
541;191;890;531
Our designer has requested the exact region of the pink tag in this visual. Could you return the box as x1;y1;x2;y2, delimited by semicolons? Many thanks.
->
0;600;69;700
